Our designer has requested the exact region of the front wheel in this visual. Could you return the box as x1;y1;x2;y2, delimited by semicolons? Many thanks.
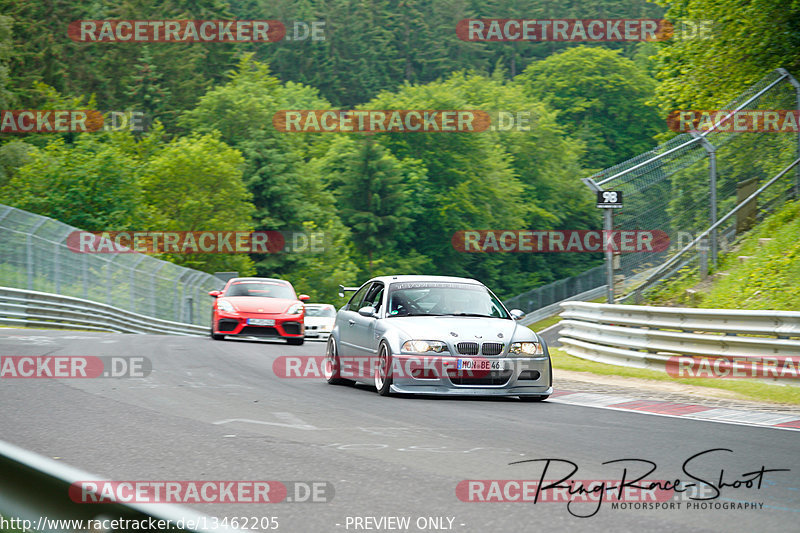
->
374;342;393;396
287;337;304;346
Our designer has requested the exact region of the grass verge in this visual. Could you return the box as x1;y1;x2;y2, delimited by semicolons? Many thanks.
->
526;314;562;332
550;347;800;405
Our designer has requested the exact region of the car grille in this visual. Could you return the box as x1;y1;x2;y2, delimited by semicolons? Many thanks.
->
217;319;239;332
283;322;302;335
448;370;513;386
456;342;479;355
481;342;504;356
239;326;279;337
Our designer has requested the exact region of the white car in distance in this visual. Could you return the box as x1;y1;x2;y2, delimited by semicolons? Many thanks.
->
304;303;336;339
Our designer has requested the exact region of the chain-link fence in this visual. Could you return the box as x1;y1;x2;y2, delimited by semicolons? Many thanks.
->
503;266;605;314
0;204;223;327
584;68;800;300
505;68;800;310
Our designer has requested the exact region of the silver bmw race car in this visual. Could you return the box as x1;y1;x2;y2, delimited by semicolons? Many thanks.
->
324;275;552;400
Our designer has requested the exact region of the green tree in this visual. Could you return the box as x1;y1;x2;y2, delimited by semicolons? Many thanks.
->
441;70;600;287
138;132;257;275
515;46;666;170
653;0;800;111
0;14;14;109
179;55;358;298
516;46;664;170
0;133;141;230
324;136;414;273
0;0;236;131
124;47;173;126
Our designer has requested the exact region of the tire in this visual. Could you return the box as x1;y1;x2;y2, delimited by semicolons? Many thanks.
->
210;316;225;340
287;337;305;346
374;342;393;396
323;337;353;385
519;395;549;402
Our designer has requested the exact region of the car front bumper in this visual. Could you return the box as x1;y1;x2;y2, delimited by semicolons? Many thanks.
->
384;354;552;397
304;326;332;338
214;312;304;338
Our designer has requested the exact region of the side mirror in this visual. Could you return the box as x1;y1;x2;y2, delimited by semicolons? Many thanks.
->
338;285;359;298
208;290;222;297
510;309;525;320
358;305;377;318
299;294;310;301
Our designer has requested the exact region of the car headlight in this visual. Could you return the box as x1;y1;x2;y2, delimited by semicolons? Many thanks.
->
509;342;543;356
217;300;237;313
287;303;304;315
402;340;447;353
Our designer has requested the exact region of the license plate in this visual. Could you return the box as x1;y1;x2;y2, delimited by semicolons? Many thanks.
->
457;359;504;371
247;318;275;326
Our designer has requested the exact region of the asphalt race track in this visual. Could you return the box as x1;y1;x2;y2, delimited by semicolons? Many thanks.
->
1;329;798;533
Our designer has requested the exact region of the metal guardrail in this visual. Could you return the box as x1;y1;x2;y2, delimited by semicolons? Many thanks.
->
0;204;220;327
0;439;236;533
558;302;800;385
0;286;208;336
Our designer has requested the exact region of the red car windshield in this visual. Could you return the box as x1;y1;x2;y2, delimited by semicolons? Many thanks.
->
224;282;296;299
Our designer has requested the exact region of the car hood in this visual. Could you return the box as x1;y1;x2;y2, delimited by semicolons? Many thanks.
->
386;316;536;343
223;296;298;314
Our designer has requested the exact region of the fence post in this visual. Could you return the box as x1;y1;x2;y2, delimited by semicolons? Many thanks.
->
129;255;146;313
778;68;800;197
53;242;60;293
26;234;33;290
81;253;88;299
692;133;718;267
151;263;166;319
105;256;113;305
604;208;615;302
186;296;193;324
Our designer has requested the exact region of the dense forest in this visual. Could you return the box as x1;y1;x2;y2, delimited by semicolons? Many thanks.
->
0;0;796;301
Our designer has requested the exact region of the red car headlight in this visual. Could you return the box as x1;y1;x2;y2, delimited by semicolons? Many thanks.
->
217;300;237;314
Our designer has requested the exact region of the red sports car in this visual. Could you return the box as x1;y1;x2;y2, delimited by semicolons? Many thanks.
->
209;277;309;345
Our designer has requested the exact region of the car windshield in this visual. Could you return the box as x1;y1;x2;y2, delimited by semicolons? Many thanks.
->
305;306;336;318
387;281;509;318
224;282;296;299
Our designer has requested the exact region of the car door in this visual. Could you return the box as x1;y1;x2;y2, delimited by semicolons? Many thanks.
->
350;282;384;357
337;282;370;356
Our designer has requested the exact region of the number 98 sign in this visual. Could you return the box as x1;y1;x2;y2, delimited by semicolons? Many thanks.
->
597;190;623;208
